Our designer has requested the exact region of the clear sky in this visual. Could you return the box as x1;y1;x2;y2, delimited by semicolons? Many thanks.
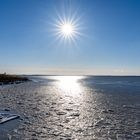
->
0;0;140;75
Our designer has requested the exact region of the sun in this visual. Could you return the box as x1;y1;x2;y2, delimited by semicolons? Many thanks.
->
57;21;77;40
61;23;74;36
55;19;79;42
51;10;83;44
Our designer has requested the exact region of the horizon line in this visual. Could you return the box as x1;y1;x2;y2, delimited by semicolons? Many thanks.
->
22;74;140;76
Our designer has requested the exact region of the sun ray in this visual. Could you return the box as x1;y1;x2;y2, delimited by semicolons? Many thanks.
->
51;9;83;45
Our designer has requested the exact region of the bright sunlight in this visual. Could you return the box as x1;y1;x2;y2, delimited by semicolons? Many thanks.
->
52;11;83;44
61;23;74;36
57;76;82;96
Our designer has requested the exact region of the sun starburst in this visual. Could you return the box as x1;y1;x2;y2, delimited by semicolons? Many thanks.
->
51;10;82;45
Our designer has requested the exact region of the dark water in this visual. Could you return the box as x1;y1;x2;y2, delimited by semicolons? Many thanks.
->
0;76;140;139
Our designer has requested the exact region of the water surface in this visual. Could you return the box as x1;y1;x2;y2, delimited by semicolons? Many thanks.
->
0;76;140;139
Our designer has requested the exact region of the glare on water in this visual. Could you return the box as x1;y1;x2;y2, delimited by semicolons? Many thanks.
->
56;76;82;95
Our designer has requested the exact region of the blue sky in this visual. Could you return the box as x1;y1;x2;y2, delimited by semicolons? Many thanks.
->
0;0;140;75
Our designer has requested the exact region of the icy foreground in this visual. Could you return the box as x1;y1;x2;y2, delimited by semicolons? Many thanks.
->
0;76;140;140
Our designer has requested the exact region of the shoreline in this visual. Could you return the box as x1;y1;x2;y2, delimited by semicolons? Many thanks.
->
0;74;29;85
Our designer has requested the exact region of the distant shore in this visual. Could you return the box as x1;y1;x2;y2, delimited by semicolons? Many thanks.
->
0;74;29;85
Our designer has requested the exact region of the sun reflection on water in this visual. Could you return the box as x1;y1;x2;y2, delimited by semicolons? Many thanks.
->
55;76;83;95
